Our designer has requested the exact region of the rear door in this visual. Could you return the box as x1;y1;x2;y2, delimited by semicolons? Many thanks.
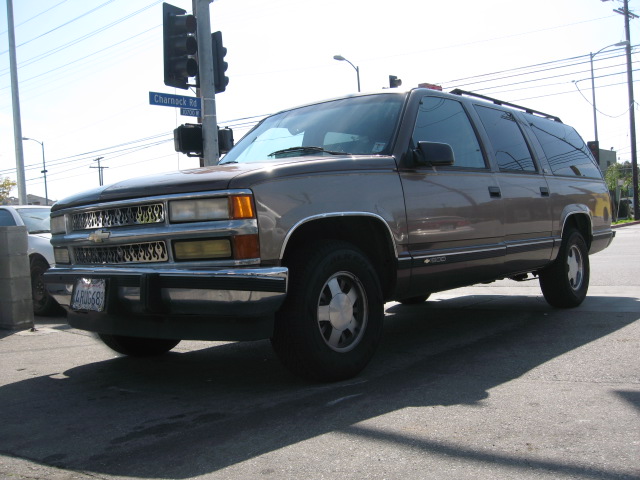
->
398;94;505;296
473;105;553;273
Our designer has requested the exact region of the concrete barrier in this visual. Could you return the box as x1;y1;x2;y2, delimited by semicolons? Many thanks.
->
0;226;34;331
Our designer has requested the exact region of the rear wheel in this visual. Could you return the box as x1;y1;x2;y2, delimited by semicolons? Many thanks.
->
271;240;384;382
539;229;589;308
399;294;431;305
98;334;180;357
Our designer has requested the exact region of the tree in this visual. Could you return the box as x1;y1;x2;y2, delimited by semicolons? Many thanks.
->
0;177;16;203
606;162;639;219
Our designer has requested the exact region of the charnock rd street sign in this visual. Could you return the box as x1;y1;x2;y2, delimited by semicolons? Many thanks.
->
149;92;201;116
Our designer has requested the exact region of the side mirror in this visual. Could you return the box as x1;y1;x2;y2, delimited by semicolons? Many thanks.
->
415;141;455;166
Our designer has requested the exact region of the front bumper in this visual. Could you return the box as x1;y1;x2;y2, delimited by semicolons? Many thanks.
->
44;265;288;341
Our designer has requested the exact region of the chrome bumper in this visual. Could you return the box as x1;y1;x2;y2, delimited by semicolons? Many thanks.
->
44;265;288;340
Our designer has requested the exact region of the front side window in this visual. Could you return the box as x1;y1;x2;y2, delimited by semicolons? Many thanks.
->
412;96;486;168
221;94;405;164
475;105;536;172
526;115;602;179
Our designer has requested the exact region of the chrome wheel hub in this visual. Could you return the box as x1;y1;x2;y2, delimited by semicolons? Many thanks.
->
317;271;367;352
567;244;584;291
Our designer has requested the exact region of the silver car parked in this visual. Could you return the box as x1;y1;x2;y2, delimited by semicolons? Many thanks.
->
0;205;60;316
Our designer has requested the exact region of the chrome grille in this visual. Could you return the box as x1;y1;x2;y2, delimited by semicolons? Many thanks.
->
74;241;168;264
72;203;165;231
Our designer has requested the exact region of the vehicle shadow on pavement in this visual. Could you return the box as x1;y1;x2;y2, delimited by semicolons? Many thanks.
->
0;295;638;479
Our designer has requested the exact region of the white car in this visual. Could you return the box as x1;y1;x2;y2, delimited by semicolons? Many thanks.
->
0;205;60;316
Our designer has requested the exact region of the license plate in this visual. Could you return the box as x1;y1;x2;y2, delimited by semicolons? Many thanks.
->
71;278;106;312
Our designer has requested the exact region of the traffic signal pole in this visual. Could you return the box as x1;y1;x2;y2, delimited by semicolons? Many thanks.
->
193;0;219;166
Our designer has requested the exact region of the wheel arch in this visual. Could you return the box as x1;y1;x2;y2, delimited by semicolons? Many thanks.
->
561;208;593;250
280;214;398;301
29;252;50;268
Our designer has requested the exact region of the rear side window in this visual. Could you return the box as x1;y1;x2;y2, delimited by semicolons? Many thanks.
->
0;210;17;226
412;96;486;168
475;105;536;172
526;115;602;179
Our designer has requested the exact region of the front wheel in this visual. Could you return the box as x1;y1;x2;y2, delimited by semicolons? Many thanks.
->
271;241;384;382
539;229;590;308
30;258;60;316
98;334;180;357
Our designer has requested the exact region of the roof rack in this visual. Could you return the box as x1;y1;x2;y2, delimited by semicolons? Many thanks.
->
450;89;562;123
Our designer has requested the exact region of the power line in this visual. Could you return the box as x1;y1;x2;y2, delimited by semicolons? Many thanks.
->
443;48;632;90
0;1;162;75
0;25;160;91
0;0;69;37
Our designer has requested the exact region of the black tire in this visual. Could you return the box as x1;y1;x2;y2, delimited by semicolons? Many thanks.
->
399;294;431;305
271;240;384;382
539;229;590;308
98;334;180;357
30;257;60;316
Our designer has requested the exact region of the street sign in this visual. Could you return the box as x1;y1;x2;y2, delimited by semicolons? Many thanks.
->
180;108;201;117
149;92;201;110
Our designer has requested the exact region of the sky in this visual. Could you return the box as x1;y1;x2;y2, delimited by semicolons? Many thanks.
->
0;0;638;204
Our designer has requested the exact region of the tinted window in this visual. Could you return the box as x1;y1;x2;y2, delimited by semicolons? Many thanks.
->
526;115;602;178
0;210;17;227
475;105;536;172
412;97;486;168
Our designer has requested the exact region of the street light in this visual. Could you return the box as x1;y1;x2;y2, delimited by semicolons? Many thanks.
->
333;55;360;92
589;41;629;142
22;137;48;205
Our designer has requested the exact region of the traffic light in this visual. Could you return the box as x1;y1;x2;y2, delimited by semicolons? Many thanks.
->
174;124;202;156
163;3;197;90
174;124;234;156
587;140;600;163
389;75;402;88
211;31;229;93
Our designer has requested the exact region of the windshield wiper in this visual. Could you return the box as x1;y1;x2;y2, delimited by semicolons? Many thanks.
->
268;146;344;157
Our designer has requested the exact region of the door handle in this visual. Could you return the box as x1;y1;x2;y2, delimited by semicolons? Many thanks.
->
540;186;550;197
488;186;501;198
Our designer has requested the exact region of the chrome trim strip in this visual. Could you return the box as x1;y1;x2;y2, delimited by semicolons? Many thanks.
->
413;245;505;259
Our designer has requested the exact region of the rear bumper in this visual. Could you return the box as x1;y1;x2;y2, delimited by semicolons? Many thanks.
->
44;265;287;341
590;228;616;255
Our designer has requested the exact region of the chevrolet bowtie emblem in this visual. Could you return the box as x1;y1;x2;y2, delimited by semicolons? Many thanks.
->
88;229;111;243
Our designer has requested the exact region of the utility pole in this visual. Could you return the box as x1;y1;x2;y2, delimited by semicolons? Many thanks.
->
193;0;219;166
615;0;639;220
6;0;27;205
90;157;107;186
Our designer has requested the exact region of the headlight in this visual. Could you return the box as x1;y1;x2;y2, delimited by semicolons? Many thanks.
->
51;215;66;234
169;198;229;223
54;247;70;264
169;195;256;223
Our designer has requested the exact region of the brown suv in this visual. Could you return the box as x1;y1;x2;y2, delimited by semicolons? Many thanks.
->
45;88;614;381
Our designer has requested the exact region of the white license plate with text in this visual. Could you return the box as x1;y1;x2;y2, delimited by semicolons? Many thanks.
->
71;278;106;312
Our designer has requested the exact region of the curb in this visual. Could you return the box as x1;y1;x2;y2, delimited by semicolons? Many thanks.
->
612;220;640;229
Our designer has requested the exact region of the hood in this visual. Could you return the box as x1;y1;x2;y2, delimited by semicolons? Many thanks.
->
52;155;397;211
51;163;266;211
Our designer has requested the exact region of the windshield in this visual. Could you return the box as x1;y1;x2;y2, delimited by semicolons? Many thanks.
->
16;208;51;233
221;93;405;164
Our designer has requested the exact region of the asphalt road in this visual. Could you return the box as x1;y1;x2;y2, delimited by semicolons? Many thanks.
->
1;225;639;480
